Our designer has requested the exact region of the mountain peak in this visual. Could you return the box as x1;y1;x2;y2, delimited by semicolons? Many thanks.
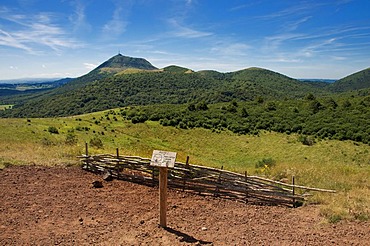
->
94;54;158;72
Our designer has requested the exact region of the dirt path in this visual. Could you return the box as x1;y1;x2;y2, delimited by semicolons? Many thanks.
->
0;165;369;245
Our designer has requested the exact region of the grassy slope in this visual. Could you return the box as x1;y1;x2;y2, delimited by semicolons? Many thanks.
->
0;105;13;110
0;109;369;222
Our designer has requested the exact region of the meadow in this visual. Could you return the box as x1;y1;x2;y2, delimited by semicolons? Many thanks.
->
0;105;13;110
0;108;369;222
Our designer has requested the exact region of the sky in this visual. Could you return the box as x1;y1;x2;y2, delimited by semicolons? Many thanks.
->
0;0;370;80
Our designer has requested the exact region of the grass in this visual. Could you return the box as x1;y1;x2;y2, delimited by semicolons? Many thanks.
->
0;108;369;222
0;105;13;110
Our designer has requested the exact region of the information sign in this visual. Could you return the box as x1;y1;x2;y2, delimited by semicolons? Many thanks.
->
150;150;177;168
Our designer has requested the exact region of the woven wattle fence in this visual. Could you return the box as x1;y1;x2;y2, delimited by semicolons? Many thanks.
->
78;150;337;207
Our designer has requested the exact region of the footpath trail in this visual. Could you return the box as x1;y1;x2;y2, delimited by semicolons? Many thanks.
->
0;165;369;245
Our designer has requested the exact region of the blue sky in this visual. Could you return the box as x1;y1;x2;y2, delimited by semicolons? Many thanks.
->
0;0;369;80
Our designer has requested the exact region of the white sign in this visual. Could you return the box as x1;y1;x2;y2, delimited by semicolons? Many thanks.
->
150;150;177;168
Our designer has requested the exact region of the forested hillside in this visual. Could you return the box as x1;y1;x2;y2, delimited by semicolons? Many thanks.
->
1;68;326;117
116;90;370;145
330;68;370;92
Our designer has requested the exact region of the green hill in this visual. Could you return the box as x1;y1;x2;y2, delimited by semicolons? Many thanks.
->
95;53;158;72
226;67;326;98
163;65;193;73
1;65;325;117
197;70;225;79
330;68;370;92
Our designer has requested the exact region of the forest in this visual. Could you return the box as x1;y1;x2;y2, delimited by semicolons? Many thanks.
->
98;89;370;145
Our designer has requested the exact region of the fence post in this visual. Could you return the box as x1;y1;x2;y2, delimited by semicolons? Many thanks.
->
215;166;223;197
292;175;296;208
245;171;248;204
152;166;156;187
85;142;88;156
159;167;168;227
115;148;120;174
84;142;90;169
182;156;190;191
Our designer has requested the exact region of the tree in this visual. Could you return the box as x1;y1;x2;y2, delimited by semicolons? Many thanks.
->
196;101;208;110
309;100;323;114
240;107;249;117
305;93;316;100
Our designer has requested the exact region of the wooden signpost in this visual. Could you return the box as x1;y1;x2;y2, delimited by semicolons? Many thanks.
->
150;150;177;227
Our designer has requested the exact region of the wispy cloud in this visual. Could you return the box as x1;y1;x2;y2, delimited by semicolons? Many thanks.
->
102;0;131;38
256;2;321;20
0;29;34;52
69;0;91;33
229;2;262;12
284;16;312;32
211;43;250;56
0;8;81;54
83;62;97;70
168;19;212;38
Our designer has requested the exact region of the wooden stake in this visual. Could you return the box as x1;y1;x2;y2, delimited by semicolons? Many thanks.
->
245;171;248;204
159;167;168;227
292;175;296;208
85;142;88;156
182;156;190;191
215;166;223;197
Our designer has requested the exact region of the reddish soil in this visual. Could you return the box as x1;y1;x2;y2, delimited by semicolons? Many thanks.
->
0;165;369;246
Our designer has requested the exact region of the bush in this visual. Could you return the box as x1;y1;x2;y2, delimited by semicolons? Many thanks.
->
89;137;103;149
131;115;148;124
255;158;276;175
255;158;276;169
298;135;315;146
41;137;56;146
48;126;59;134
196;101;208;110
65;133;77;145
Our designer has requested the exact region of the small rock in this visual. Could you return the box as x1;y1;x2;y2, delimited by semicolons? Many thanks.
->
201;227;207;231
92;180;103;188
102;171;113;181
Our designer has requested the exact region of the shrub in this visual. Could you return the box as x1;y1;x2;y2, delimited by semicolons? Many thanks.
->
48;126;59;134
255;158;276;175
255;158;276;169
41;137;55;146
65;133;78;145
265;101;277;111
196;101;208;110
131;115;148;124
298;135;315;146
89;137;103;149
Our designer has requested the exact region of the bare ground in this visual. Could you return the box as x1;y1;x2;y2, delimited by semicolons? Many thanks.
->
0;165;369;245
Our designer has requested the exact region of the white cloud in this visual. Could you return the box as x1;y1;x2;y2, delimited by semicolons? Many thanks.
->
83;62;97;70
69;0;91;33
102;0;132;38
284;16;312;32
0;29;34;53
0;9;81;53
168;19;212;38
211;43;250;56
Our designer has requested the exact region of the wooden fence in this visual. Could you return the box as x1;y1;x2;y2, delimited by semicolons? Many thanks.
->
79;149;335;207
